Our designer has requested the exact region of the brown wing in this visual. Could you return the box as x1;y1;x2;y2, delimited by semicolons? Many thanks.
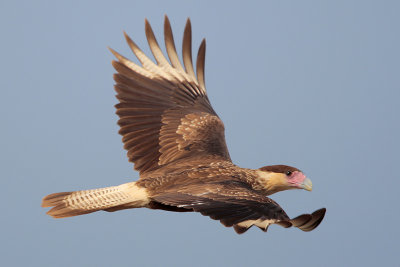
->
110;16;231;177
151;180;326;234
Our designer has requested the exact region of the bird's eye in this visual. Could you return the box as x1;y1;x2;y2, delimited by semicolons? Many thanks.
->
286;171;292;176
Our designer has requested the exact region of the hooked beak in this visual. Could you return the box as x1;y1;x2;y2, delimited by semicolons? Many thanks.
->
301;177;313;191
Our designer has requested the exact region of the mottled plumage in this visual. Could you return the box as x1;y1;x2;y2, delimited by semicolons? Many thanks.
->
42;16;326;234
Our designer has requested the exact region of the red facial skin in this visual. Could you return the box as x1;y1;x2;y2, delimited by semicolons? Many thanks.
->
287;171;307;188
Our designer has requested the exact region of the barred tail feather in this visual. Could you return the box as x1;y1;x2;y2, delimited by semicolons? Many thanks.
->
42;182;149;218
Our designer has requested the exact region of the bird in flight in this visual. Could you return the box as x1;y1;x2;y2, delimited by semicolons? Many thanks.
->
42;16;326;234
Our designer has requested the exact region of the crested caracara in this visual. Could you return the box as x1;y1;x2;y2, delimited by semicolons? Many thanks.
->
42;16;326;234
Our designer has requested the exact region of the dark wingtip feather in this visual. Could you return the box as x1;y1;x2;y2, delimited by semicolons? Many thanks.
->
233;225;249;234
145;17;170;66
182;17;196;79
196;38;206;90
185;17;191;28
164;15;171;31
108;47;119;59
301;208;326;232
291;214;312;227
293;208;326;232
276;221;292;228
144;19;152;38
123;31;132;45
164;15;184;71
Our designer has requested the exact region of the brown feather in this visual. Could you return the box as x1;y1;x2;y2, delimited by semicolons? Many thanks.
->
182;18;196;81
110;16;230;177
145;19;170;66
164;15;185;72
196;39;206;91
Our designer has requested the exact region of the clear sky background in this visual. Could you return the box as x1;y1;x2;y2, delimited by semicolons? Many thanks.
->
1;1;399;266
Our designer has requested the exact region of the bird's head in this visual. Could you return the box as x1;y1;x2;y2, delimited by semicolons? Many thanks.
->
256;165;312;195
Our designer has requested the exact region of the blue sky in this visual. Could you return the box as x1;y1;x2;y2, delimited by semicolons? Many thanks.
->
1;1;399;266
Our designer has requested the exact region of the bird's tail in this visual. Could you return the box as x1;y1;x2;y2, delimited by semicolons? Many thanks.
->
42;181;149;218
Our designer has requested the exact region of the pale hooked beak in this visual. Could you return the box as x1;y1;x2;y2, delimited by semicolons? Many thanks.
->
301;177;313;191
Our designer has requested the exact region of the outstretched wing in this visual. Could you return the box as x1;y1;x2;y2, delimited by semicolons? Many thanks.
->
151;181;326;234
110;16;231;177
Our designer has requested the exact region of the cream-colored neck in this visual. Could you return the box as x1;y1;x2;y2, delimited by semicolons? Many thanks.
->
254;170;291;196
